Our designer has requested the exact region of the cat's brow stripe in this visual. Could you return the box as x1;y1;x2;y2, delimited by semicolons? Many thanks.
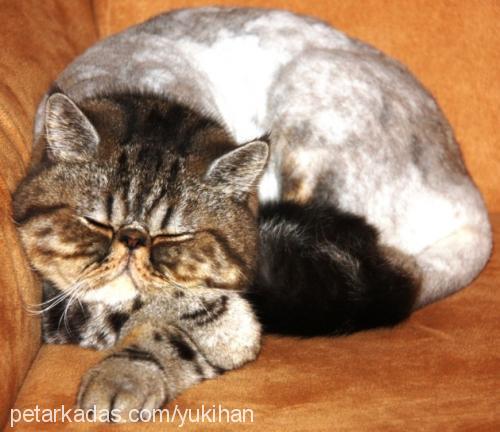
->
160;206;174;230
15;204;68;225
167;158;181;185
133;151;164;216
116;151;131;211
106;194;114;221
145;186;168;219
143;158;179;218
117;99;137;145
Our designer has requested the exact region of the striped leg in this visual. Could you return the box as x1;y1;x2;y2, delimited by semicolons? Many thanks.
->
77;289;261;421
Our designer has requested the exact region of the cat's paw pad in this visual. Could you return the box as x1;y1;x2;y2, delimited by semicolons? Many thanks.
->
77;356;166;422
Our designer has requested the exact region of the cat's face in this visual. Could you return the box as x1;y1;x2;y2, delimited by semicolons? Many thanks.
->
13;93;268;304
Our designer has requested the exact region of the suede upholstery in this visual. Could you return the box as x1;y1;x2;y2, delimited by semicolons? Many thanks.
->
1;0;499;430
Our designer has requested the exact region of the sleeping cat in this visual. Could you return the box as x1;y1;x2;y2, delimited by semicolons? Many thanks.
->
13;7;491;420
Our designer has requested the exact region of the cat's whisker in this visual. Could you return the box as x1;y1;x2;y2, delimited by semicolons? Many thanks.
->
25;287;74;315
31;290;67;308
46;280;85;315
60;288;82;333
48;280;87;330
59;293;73;333
192;295;215;321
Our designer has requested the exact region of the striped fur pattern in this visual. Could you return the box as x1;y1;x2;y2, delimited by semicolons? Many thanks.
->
14;93;265;416
15;93;266;305
77;289;260;417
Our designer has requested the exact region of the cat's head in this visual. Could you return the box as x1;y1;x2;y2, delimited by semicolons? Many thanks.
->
13;92;268;304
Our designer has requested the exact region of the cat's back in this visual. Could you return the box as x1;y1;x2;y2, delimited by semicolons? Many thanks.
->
40;7;372;142
30;7;492;307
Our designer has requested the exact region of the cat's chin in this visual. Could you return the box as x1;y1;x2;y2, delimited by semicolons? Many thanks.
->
81;272;138;305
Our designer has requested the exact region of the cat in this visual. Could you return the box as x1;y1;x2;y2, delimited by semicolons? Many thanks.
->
13;7;491;420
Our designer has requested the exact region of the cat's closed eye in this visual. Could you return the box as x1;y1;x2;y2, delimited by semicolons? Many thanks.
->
152;233;195;245
81;216;114;235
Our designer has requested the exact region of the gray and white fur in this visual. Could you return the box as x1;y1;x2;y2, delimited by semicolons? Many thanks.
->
34;7;491;307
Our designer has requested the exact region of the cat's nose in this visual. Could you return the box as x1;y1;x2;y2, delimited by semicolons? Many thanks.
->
117;227;149;250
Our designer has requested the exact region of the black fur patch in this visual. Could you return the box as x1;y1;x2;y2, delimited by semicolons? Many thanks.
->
132;297;144;312
109;345;165;372
169;333;196;361
42;281;91;343
107;311;130;333
245;201;419;336
179;295;228;325
105;194;114;221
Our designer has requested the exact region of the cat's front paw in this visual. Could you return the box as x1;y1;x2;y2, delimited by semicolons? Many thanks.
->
77;355;167;423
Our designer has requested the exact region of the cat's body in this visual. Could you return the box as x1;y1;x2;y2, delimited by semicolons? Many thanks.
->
14;7;491;419
33;7;491;306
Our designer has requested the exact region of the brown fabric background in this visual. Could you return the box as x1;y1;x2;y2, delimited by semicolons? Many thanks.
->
1;0;498;430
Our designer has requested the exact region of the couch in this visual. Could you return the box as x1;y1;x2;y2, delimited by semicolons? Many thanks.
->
1;0;498;430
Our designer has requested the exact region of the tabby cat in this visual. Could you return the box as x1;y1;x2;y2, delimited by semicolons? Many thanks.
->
13;7;491;421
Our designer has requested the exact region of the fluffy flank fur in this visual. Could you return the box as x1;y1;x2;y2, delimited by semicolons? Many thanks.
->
246;202;420;335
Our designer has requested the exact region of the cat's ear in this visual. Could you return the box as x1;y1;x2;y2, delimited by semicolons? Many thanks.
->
205;141;269;198
44;93;99;162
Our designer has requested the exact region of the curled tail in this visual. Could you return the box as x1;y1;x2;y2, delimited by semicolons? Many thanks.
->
245;202;420;336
